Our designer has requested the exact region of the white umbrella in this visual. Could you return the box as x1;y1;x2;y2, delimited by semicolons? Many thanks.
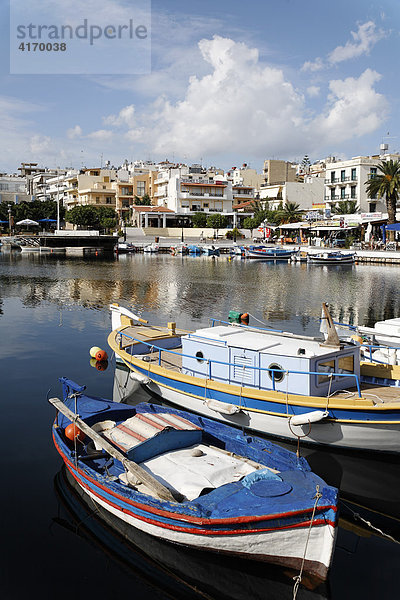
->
16;219;39;226
364;222;372;243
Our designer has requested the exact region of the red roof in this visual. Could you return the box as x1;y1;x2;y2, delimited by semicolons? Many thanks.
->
132;205;174;213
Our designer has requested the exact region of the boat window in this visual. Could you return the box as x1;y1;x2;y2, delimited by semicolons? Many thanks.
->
196;351;205;363
317;359;335;384
268;363;285;383
338;355;354;375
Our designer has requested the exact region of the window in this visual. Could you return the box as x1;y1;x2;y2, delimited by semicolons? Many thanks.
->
370;167;377;179
136;181;146;195
317;360;335;384
330;171;336;183
268;363;285;383
341;170;346;182
350;186;356;199
340;188;346;199
338;355;354;375
121;187;132;196
351;168;357;181
369;203;376;211
106;196;112;204
196;351;204;363
330;188;335;200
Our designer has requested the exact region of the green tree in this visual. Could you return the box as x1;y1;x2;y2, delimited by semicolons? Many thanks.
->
192;212;208;228
65;205;117;231
331;200;359;215
243;216;259;237
134;193;151;206
206;213;227;236
365;159;400;235
277;202;303;224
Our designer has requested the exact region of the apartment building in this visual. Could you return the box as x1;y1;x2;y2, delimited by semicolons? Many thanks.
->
227;164;264;189
258;177;325;211
0;174;32;204
153;164;233;215
263;159;298;185
324;152;400;214
62;168;117;211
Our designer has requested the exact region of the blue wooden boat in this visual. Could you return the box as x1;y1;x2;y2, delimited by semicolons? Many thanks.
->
54;465;332;598
108;304;400;453
244;246;295;259
187;244;202;254
50;377;338;581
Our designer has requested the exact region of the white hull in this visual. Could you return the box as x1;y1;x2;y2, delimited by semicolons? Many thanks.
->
81;479;335;577
146;379;400;453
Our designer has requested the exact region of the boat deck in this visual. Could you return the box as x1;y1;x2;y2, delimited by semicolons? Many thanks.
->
115;326;400;405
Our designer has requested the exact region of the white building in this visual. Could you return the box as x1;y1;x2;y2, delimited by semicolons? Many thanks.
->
324;151;400;214
154;164;234;216
0;174;31;204
258;178;325;211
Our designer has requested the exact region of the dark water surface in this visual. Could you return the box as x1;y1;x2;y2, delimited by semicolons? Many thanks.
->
1;250;399;599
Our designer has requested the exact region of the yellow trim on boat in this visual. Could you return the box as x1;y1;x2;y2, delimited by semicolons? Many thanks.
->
108;328;400;415
360;361;400;380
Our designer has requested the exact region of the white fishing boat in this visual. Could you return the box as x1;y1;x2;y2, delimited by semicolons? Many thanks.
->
143;243;160;253
108;303;400;454
307;251;356;265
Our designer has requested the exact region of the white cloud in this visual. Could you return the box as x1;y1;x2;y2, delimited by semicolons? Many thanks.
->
86;129;113;140
302;57;324;72
29;134;52;154
328;21;385;64
67;125;82;139
312;69;388;144
146;36;307;158
302;21;386;71
96;37;388;162
307;86;320;97
103;105;135;128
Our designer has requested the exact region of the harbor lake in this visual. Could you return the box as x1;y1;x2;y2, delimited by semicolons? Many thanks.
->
1;248;399;600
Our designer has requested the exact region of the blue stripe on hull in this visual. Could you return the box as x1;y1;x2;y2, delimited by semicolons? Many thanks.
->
129;362;400;424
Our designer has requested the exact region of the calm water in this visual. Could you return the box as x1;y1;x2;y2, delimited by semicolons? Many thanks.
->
1;249;399;599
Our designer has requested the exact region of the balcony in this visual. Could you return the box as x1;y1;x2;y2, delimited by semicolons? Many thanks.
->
325;178;339;185
339;177;350;183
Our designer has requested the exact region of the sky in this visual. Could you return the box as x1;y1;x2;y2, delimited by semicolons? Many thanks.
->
1;0;400;173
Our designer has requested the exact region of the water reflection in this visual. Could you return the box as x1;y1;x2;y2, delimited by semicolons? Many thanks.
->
1;252;399;333
53;466;330;600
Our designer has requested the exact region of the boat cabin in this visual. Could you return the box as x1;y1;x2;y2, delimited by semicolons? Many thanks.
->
181;325;360;397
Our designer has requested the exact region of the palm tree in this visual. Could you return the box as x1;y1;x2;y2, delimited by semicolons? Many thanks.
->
278;201;303;224
365;159;400;230
331;200;359;215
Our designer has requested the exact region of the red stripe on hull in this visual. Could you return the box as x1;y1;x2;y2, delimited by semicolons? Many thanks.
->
53;430;337;530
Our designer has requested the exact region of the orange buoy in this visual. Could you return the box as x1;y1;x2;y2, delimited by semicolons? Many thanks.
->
96;360;108;371
65;423;84;441
240;313;249;324
95;349;108;361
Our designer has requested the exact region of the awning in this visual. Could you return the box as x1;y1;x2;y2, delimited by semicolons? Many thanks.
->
309;225;359;231
279;222;310;230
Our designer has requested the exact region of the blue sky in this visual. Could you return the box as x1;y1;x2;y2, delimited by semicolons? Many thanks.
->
1;0;399;173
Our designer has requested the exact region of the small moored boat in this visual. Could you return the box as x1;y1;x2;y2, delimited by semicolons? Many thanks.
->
244;246;295;259
307;251;355;265
50;377;338;581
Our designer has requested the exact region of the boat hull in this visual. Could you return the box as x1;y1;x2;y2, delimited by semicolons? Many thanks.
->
143;376;400;453
57;446;335;581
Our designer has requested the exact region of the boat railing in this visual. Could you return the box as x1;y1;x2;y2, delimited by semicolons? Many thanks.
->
117;331;362;397
360;344;399;365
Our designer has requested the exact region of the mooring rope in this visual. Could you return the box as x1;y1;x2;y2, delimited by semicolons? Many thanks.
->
341;500;400;544
293;485;322;599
